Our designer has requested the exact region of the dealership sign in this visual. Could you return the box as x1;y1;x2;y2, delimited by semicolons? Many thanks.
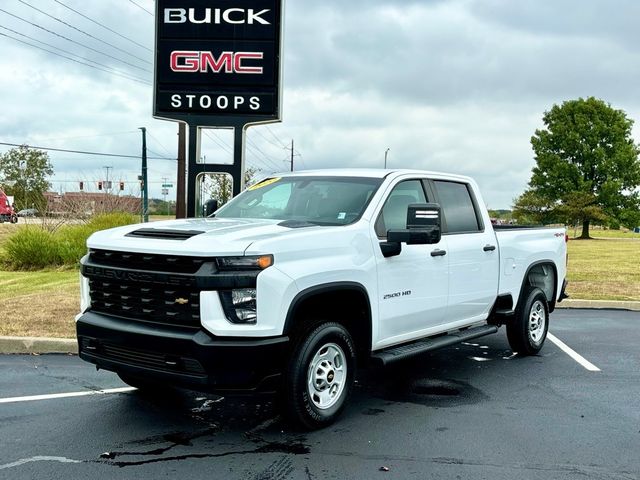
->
153;0;284;124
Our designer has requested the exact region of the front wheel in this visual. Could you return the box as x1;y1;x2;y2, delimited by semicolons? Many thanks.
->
284;322;356;429
507;287;549;355
10;215;18;224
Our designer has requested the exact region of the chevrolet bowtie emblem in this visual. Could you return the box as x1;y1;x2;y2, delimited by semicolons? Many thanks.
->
174;298;189;305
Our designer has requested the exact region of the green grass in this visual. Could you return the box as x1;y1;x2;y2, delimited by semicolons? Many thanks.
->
0;269;79;338
570;226;640;239
0;269;78;296
566;237;640;301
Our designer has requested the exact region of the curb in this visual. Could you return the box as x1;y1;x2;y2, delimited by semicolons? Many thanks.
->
555;299;640;311
0;336;77;354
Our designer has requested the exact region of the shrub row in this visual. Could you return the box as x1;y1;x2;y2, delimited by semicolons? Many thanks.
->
1;213;137;270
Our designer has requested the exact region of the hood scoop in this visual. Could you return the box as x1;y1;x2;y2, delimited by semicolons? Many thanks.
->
277;220;317;229
125;228;205;240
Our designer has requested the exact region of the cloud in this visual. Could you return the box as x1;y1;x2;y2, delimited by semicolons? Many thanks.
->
0;0;638;207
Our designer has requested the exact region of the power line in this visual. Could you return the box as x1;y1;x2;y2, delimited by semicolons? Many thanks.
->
0;141;176;160
246;137;283;171
146;131;174;157
265;126;288;148
201;130;273;172
17;0;151;64
127;0;153;16
0;8;151;73
0;25;150;85
0;30;151;85
34;131;138;142
52;0;152;52
253;128;287;150
203;130;232;154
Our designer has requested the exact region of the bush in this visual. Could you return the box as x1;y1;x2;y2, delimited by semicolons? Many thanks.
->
3;228;61;269
56;224;94;265
1;212;138;270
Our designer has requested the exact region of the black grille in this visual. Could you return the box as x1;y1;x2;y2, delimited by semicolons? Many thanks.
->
89;279;201;329
80;338;206;376
89;249;212;274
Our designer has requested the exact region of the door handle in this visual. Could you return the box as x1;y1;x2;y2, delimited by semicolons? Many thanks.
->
430;249;447;257
483;244;496;252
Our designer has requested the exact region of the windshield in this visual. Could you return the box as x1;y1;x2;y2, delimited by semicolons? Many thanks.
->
215;176;383;225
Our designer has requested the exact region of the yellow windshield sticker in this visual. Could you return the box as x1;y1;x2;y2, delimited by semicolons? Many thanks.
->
248;177;281;190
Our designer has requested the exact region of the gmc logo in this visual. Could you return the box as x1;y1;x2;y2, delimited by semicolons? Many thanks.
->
170;51;263;74
164;8;270;25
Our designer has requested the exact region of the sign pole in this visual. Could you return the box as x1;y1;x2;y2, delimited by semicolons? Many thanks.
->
186;124;200;218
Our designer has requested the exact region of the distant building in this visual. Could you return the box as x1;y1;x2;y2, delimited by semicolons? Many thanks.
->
44;191;139;217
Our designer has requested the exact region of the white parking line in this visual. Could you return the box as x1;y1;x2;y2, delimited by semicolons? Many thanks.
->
547;333;601;372
0;456;81;470
0;386;136;404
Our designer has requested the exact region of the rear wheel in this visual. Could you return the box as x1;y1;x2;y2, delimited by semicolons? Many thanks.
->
284;322;356;430
507;287;549;355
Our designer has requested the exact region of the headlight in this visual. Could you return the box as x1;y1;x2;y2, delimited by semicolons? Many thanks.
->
220;288;257;324
216;255;273;271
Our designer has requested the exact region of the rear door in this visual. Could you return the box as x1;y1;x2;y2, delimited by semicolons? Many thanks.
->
372;178;449;347
430;180;499;322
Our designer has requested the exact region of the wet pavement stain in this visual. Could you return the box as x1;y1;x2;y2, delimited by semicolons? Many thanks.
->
370;377;488;407
362;408;386;416
98;439;311;468
94;392;311;469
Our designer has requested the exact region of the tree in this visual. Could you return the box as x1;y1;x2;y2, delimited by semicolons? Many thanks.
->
522;97;640;238
0;145;53;210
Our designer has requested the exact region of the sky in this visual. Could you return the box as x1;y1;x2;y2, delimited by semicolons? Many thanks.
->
1;0;640;208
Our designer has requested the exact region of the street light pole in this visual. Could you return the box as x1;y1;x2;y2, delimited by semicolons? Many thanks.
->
384;148;390;169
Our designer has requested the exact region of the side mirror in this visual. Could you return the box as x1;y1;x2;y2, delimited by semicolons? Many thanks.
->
203;199;219;217
386;203;442;245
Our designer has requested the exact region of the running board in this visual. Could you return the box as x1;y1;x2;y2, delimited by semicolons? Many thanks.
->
371;325;498;367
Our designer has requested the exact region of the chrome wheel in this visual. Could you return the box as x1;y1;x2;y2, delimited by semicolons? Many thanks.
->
307;342;347;410
528;300;546;345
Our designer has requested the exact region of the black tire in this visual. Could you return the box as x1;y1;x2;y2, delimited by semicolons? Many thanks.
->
284;322;356;430
10;215;18;224
507;286;549;355
117;373;165;392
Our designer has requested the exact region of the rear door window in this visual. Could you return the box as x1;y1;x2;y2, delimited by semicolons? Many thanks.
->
433;180;482;233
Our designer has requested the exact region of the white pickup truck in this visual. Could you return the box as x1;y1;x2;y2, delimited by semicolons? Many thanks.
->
77;169;568;428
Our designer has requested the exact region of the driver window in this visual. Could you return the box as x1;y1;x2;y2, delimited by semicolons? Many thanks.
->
375;180;427;237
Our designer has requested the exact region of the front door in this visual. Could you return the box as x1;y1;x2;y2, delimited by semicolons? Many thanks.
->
372;178;449;348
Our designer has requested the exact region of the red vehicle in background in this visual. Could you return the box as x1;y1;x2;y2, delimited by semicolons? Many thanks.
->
0;190;18;223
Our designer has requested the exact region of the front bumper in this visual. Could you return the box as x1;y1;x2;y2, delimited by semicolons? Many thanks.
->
76;311;289;393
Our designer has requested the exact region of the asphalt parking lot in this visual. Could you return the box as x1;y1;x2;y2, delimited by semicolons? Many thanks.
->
1;309;638;480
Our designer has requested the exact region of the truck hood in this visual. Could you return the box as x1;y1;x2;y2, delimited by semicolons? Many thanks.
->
86;217;322;256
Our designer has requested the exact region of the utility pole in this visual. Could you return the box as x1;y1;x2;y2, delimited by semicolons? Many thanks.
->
384;148;390;169
176;123;186;218
290;139;294;172
139;127;149;223
103;166;112;194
